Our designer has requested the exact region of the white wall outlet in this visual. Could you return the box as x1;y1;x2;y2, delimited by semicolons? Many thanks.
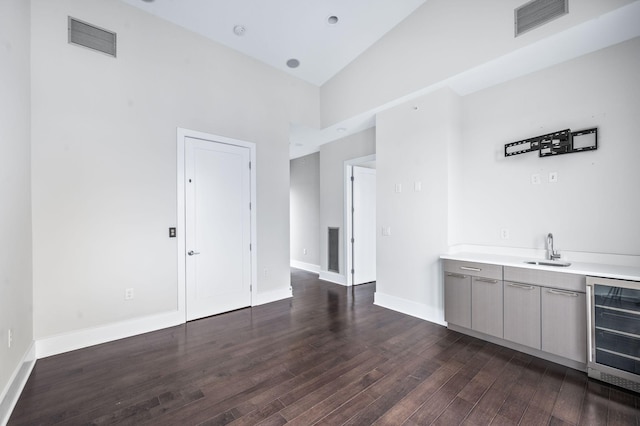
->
263;268;269;278
7;329;12;348
303;248;307;255
549;171;558;183
124;288;134;300
500;228;510;240
531;174;541;185
395;183;402;193
414;181;422;192
382;226;391;236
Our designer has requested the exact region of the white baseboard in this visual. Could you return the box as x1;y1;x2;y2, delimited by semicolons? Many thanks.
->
36;310;184;359
374;292;446;326
319;270;348;286
290;260;320;273
0;342;36;426
253;286;293;306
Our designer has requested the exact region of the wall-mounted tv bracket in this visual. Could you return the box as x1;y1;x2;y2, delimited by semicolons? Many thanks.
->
504;128;597;158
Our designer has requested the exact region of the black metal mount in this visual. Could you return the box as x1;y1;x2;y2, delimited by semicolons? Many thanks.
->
505;128;597;158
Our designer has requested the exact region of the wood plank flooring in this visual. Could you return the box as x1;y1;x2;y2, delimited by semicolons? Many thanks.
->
9;268;640;425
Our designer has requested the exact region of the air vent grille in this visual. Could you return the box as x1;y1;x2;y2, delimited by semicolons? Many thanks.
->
328;227;340;273
515;0;568;37
68;17;117;57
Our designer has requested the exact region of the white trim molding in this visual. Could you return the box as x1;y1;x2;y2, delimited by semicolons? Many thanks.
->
0;342;36;426
374;292;447;326
35;310;183;359
290;260;320;273
252;287;293;306
319;270;348;286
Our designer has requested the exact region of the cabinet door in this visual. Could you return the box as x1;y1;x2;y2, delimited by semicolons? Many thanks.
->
472;277;503;338
444;273;471;328
542;288;587;363
504;281;541;349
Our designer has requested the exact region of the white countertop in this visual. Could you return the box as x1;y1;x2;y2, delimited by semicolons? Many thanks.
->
440;252;640;282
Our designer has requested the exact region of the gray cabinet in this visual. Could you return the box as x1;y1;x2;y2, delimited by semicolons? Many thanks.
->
443;260;502;331
444;272;471;328
472;276;503;338
504;281;541;349
541;288;587;363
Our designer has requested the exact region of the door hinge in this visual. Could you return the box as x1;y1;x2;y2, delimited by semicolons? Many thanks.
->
351;269;355;274
249;161;252;170
351;238;355;243
351;176;354;182
249;243;252;251
249;202;252;210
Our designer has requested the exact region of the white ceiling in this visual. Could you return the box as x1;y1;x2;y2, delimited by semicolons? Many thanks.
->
120;0;426;86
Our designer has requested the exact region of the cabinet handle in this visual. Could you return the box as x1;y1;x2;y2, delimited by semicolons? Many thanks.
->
507;283;535;290
460;266;482;272
447;273;467;279
547;289;578;297
476;278;498;284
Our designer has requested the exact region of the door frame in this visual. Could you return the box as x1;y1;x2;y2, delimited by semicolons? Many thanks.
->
344;154;376;286
177;128;257;322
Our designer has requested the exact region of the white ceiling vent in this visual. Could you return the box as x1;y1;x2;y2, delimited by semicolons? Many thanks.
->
515;0;568;37
68;17;117;57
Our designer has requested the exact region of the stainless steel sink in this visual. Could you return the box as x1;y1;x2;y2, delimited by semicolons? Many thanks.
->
524;260;572;267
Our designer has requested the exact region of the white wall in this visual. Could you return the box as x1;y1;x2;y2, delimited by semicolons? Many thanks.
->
319;128;375;281
30;0;319;340
290;152;320;270
454;36;640;257
375;89;461;324
321;0;637;127
0;0;34;417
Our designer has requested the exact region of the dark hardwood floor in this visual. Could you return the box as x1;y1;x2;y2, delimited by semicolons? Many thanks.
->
9;269;640;425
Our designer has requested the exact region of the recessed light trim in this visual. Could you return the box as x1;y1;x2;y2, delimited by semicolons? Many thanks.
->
233;25;246;36
327;15;339;25
286;58;300;69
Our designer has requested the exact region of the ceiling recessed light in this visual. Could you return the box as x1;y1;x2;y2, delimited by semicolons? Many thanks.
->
327;15;339;25
233;25;246;36
286;58;300;69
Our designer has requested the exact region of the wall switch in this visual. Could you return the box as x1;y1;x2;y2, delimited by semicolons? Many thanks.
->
500;228;510;240
549;172;558;183
125;288;134;300
382;226;391;236
169;227;176;238
531;174;541;185
395;183;402;193
414;181;422;192
7;329;12;348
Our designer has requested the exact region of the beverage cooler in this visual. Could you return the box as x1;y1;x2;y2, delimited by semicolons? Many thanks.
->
586;276;640;393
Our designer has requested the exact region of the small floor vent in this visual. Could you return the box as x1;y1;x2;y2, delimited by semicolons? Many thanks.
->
68;17;117;57
515;0;568;37
328;227;339;273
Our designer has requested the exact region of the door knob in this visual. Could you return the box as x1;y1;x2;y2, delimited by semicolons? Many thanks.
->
187;250;200;256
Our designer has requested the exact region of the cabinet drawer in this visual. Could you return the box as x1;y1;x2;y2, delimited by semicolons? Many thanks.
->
443;260;502;280
504;266;585;292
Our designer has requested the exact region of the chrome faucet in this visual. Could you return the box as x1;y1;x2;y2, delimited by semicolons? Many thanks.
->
546;233;561;260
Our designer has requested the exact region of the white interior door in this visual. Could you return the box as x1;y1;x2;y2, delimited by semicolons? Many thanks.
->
185;137;251;321
352;166;376;285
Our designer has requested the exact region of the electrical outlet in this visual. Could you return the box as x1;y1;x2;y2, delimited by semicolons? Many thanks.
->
549;172;558;183
8;329;12;348
125;288;134;300
395;183;402;193
263;268;269;278
303;248;307;255
531;174;541;185
500;228;510;240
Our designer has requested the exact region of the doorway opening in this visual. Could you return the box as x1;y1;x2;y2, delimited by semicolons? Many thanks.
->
344;154;376;286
